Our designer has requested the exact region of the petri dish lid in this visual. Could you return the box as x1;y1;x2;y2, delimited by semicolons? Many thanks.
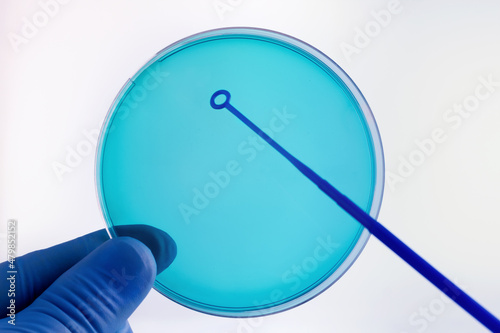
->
96;27;384;317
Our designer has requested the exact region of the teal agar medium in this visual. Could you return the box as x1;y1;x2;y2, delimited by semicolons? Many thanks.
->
96;28;384;317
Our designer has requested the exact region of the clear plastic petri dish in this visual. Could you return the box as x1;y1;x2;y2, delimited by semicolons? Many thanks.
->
96;27;384;317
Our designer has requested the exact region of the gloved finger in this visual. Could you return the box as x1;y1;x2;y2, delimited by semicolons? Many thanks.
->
2;237;161;332
111;225;177;274
0;229;108;318
0;224;176;317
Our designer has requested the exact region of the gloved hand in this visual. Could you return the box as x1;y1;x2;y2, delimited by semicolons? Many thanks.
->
0;225;176;332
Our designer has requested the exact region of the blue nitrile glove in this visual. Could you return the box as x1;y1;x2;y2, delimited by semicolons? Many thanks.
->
0;225;176;332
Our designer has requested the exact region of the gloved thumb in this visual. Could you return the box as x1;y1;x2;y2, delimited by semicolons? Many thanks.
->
15;237;159;332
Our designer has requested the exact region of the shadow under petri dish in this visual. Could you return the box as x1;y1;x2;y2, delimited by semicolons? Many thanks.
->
96;27;384;317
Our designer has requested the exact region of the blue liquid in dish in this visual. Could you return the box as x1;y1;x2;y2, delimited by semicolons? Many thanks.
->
97;28;384;317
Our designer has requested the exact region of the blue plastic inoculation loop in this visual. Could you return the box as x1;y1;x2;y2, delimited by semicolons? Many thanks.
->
210;90;500;332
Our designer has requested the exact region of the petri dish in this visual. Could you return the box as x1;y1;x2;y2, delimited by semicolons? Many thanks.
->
96;27;384;317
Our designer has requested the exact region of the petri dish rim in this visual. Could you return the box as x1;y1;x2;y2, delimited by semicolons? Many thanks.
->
95;27;385;318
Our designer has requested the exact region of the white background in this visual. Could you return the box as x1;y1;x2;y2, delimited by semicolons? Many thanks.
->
1;0;500;332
